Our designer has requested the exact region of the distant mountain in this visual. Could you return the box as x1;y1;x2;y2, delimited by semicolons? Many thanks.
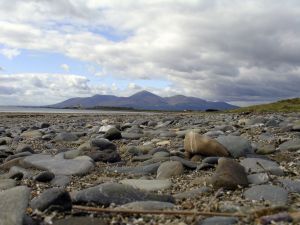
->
48;90;238;111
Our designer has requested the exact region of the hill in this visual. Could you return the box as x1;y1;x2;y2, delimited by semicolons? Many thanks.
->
48;90;238;111
231;98;300;113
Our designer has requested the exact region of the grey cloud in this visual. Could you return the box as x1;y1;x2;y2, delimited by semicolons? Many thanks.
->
0;1;300;104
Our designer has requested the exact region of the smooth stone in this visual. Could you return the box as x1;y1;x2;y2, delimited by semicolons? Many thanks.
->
247;173;269;185
51;175;71;187
240;158;284;176
157;161;184;179
8;166;32;179
15;144;34;154
20;130;42;139
255;143;276;155
153;151;170;158
53;217;105;225
191;154;202;162
202;157;219;165
34;171;55;182
244;185;288;205
89;150;121;163
121;132;143;140
0;137;12;145
104;127;122;140
132;154;153;162
120;179;172;191
30;188;72;212
0;178;17;190
22;154;94;176
0;157;24;170
118;201;175;210
170;156;198;169
156;140;171;146
5;151;32;162
278;139;300;151
197;163;215;170
184;131;229;157
278;178;300;193
216;135;253;158
204;130;225;138
108;162;161;175
0;186;30;225
99;125;116;133
139;157;170;166
211;158;248;190
90;138;116;150
55;132;78;142
64;149;83;159
159;131;176;138
174;187;211;200
72;183;174;206
198;216;238;225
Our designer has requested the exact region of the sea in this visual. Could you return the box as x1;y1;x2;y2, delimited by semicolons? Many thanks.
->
0;106;153;114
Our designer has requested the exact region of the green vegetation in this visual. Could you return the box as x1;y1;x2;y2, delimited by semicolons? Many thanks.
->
231;98;300;113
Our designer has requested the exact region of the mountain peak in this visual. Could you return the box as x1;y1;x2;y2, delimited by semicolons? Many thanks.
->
130;90;159;98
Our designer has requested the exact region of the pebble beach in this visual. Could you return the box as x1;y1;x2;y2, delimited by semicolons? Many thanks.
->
0;111;300;225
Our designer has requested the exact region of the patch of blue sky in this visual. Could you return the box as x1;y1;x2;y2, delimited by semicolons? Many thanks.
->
88;26;133;42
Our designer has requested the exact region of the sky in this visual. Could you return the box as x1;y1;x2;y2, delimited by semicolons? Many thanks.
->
0;0;300;106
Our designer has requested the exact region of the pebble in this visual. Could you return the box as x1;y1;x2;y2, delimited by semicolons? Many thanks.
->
184;131;229;157
197;216;238;225
156;161;184;179
244;184;288;205
120;179;172;191
211;158;248;190
30;188;72;212
278;138;300;151
240;158;284;176
72;182;174;206
34;171;55;182
216;135;253;158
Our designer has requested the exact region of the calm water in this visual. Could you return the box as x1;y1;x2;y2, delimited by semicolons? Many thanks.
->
0;106;154;114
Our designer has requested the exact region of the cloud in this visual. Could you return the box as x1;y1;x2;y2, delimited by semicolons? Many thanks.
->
60;64;70;72
0;47;20;59
0;1;300;104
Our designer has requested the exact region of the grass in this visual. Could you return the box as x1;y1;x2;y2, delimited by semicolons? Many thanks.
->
230;98;300;113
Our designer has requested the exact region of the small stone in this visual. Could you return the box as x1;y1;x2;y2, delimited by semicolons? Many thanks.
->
21;130;43;139
90;138;116;150
197;216;238;225
121;132;143;140
157;161;184;179
278;139;300;151
184;131;229;158
211;158;248;190
120;179;172;191
104;127;122;140
30;188;72;212
216;135;253;158
51;175;71;187
278;178;300;193
247;173;269;185
118;201;175;210
72;183;174;206
240;158;284;176
55;132;78;142
15;144;34;154
244;185;288;205
256;143;276;155
174;187;211;200
34;171;55;182
108;163;161;175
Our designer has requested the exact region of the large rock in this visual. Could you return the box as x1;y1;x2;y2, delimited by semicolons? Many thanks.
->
216;135;253;158
72;183;174;206
30;188;72;212
90;138;116;150
120;179;172;191
55;132;78;142
211;158;248;190
240;158;284;176
156;161;184;179
184;131;229;158
244;185;288;205
22;154;94;176
0;186;30;225
104;127;122;140
0;178;17;190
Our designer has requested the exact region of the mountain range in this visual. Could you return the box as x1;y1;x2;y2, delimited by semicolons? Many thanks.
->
48;90;238;111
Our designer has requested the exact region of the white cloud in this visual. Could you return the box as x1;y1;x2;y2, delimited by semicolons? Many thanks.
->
0;47;20;59
0;1;300;104
60;64;70;72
